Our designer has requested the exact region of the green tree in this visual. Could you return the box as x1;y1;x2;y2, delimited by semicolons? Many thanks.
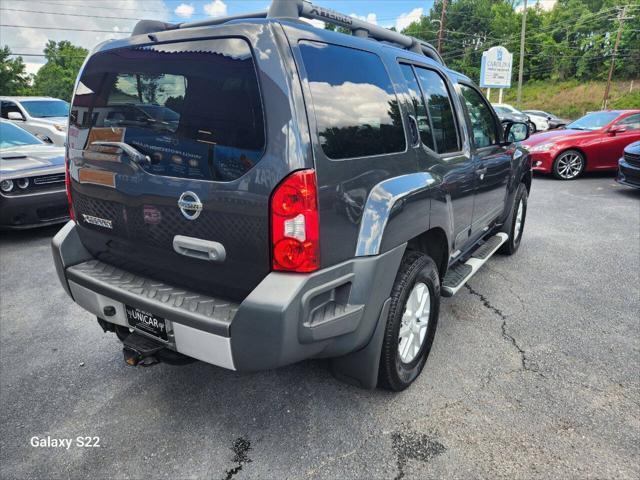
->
400;0;639;85
0;46;32;95
33;41;88;101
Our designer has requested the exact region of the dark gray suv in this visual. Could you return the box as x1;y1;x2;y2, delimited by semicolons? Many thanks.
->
52;0;532;390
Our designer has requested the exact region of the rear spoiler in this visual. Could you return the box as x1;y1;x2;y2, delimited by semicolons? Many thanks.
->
131;0;445;67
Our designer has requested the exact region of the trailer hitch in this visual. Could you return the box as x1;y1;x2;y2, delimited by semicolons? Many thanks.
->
122;333;165;366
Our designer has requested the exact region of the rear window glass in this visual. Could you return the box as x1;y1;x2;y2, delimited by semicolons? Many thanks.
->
70;38;264;182
298;41;405;159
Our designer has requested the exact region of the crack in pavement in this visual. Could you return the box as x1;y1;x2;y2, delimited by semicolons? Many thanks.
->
464;283;544;377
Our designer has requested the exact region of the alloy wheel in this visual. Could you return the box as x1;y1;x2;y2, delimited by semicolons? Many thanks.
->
398;282;431;364
556;152;583;179
515;198;524;239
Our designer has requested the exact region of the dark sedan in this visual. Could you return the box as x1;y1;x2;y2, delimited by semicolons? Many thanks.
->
0;121;69;228
492;103;536;133
616;141;640;189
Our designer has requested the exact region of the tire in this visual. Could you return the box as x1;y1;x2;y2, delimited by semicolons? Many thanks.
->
553;149;585;180
528;121;537;134
378;252;440;391
499;182;528;255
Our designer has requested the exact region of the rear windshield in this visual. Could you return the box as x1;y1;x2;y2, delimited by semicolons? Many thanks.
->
70;38;265;182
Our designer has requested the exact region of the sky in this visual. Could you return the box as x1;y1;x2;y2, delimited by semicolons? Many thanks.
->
0;0;436;75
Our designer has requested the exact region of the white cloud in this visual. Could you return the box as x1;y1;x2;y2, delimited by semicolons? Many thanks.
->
309;81;392;130
301;18;325;29
396;8;423;31
0;0;170;69
350;13;378;25
203;0;227;17
24;62;44;76
175;3;195;19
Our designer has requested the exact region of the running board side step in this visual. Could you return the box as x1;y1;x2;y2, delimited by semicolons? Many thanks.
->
441;233;508;297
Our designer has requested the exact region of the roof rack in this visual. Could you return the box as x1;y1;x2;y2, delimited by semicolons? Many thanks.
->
132;0;445;66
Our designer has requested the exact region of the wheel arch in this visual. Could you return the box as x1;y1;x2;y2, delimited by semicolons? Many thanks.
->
521;168;532;193
406;227;449;280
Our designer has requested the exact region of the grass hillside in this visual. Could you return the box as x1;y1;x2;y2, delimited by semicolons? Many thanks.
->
498;79;640;119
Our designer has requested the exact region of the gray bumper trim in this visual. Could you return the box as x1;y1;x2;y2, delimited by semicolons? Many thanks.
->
52;221;407;372
66;260;238;337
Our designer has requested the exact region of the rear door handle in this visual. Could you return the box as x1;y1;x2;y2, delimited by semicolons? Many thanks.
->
173;235;226;262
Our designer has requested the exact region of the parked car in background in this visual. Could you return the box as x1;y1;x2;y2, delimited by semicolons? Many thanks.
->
492;103;539;133
521;110;640;180
523;109;569;130
0;120;69;228
0;96;69;147
616;141;640;189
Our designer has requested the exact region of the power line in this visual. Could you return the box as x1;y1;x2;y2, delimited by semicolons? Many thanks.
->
0;7;151;21
0;24;132;33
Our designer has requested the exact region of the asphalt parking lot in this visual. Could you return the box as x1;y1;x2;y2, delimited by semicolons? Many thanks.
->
1;173;638;479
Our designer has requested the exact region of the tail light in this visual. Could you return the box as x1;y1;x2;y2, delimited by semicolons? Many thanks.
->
271;169;319;272
65;156;75;220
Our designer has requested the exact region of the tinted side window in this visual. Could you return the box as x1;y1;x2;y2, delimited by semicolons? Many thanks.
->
617;114;640;130
413;67;459;154
399;64;435;151
299;41;405;159
459;84;498;148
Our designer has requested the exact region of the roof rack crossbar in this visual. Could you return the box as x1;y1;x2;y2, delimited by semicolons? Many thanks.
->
291;0;444;65
131;0;444;66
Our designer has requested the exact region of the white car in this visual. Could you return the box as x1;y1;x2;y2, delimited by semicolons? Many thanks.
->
493;103;549;133
0;96;69;147
522;110;550;132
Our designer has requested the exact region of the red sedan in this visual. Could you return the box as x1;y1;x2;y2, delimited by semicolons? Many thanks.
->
522;110;640;180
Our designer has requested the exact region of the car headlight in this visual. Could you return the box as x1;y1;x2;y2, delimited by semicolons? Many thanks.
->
53;123;67;132
530;142;555;152
17;178;30;189
0;179;14;193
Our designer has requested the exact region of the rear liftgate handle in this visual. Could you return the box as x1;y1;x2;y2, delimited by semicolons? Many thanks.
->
173;235;226;262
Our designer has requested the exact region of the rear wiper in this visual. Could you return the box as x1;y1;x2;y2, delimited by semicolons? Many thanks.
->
90;141;151;166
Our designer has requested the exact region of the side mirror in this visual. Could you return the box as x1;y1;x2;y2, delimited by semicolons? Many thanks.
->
608;125;626;135
36;134;53;144
502;120;530;143
7;111;25;121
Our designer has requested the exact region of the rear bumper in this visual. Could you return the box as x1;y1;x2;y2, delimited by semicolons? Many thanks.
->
52;221;404;371
616;158;640;189
0;189;69;229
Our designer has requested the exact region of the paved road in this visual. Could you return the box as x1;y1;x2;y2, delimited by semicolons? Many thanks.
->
1;174;638;480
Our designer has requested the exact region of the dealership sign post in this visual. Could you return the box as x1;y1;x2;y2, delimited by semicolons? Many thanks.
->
480;46;513;103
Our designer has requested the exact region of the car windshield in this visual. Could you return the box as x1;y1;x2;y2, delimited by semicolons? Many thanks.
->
498;105;520;113
0;122;43;148
20;100;69;118
567;112;619;131
494;106;517;114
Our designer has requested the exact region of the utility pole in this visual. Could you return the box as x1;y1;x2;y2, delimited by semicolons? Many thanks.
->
603;5;628;110
437;0;448;54
516;0;527;108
